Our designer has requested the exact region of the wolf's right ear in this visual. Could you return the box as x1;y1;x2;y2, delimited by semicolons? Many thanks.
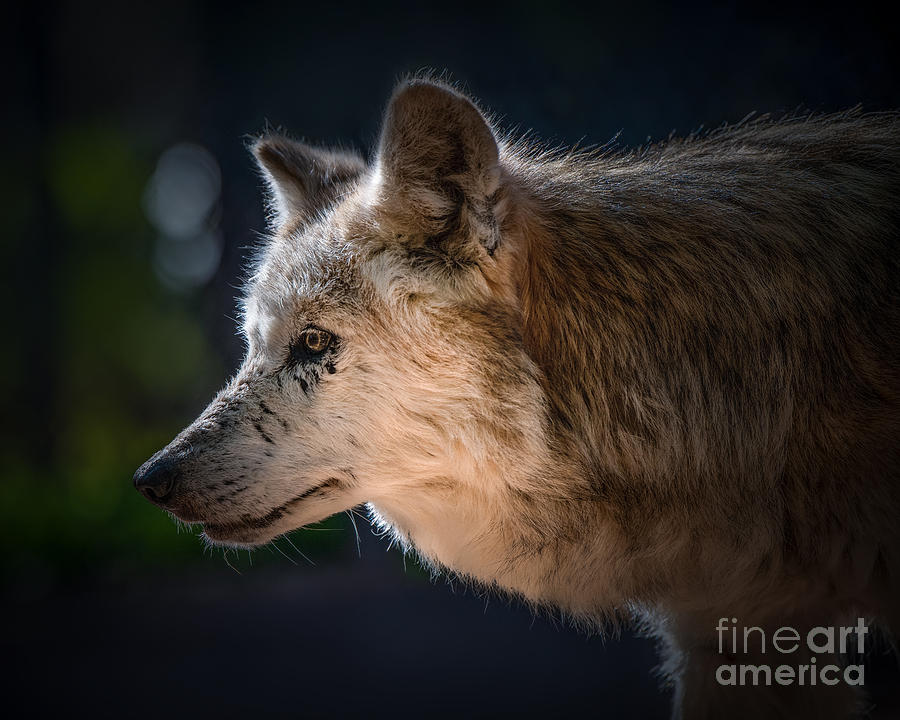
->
252;136;366;227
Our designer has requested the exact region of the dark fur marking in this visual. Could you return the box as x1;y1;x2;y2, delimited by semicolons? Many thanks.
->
254;421;275;444
206;480;334;533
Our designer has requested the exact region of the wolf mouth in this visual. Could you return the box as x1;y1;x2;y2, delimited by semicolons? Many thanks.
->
202;479;334;540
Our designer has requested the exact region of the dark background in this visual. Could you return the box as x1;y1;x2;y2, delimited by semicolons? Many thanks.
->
3;1;898;717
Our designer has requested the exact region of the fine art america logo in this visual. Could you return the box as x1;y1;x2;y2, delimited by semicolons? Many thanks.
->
715;618;867;687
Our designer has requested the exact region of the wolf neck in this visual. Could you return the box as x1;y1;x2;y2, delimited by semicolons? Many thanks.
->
370;169;658;617
368;458;630;617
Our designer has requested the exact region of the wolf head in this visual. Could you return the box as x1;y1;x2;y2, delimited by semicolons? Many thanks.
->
134;80;550;557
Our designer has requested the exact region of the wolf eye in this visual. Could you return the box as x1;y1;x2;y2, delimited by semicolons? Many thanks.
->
291;327;333;361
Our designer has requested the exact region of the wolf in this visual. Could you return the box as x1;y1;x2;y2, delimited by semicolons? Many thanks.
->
134;77;900;718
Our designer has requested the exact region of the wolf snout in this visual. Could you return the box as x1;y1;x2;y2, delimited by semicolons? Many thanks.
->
133;451;182;506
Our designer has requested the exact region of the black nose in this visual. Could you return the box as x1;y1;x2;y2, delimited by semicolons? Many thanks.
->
133;453;180;505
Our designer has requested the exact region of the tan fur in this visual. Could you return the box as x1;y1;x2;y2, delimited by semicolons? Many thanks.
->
135;76;900;719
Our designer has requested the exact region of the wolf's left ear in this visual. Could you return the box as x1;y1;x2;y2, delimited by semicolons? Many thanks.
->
252;135;365;226
374;80;502;256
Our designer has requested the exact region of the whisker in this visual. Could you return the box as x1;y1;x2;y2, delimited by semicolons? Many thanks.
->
283;533;315;566
346;510;361;558
223;549;242;575
298;527;342;531
271;538;299;566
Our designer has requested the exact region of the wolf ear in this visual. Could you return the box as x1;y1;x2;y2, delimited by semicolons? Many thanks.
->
252;135;365;226
374;80;502;256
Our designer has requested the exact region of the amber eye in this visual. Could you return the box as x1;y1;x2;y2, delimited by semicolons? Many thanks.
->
287;327;336;368
300;327;332;355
